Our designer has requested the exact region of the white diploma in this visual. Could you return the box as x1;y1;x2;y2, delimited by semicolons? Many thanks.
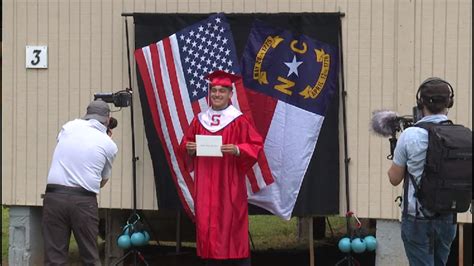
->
196;135;223;157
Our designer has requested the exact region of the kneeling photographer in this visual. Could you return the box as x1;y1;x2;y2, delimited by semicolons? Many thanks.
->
387;77;459;266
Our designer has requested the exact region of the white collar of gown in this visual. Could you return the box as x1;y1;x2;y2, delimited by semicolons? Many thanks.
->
197;105;242;133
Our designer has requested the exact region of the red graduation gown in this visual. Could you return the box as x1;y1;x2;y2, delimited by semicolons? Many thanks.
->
179;114;263;259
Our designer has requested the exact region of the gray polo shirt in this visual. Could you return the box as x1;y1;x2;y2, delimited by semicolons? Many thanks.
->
47;119;118;194
392;114;448;216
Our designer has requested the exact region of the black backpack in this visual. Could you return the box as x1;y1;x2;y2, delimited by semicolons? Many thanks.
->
412;120;472;215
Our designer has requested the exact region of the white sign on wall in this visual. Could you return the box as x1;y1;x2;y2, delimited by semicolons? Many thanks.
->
26;46;48;68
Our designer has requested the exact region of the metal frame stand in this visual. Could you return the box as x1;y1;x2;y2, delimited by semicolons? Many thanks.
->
113;248;149;266
111;17;150;266
335;255;360;266
335;212;361;266
335;15;360;266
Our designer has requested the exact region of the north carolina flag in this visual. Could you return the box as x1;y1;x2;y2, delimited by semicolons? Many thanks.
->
134;14;274;219
241;20;339;220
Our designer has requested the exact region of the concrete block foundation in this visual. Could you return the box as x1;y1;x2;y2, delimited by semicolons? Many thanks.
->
8;206;44;266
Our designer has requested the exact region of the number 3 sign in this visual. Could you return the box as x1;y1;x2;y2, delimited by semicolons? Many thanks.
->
26;46;48;68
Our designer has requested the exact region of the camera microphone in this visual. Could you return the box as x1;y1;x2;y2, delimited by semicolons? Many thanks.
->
370;110;400;137
371;109;416;160
94;92;115;103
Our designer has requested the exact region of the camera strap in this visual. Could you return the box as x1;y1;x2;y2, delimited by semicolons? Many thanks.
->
407;173;441;219
402;171;409;218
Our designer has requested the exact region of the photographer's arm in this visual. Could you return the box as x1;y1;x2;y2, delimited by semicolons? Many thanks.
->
387;129;409;186
100;141;118;189
388;163;405;186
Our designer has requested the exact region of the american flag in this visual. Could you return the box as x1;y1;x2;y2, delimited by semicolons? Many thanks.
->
134;13;274;218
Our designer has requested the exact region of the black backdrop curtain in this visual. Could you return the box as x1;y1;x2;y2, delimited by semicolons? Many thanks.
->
133;13;341;217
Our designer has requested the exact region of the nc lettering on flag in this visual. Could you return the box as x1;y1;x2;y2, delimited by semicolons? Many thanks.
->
241;20;338;220
134;13;274;219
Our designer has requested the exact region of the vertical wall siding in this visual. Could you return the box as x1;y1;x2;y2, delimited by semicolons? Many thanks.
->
2;0;471;222
2;0;14;204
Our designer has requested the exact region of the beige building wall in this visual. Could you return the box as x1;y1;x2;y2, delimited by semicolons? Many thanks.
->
2;0;471;223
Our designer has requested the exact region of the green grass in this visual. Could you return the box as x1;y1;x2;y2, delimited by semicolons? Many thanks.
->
249;215;301;250
249;215;346;250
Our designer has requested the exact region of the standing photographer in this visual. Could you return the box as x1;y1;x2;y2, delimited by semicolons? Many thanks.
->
42;99;118;265
387;77;457;266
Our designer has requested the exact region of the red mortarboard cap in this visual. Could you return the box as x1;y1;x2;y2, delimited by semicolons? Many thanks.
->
205;70;241;88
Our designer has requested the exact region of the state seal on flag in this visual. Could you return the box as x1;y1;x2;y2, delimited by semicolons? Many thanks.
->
242;20;339;116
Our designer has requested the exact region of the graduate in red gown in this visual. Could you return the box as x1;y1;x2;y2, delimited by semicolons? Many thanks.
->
179;70;263;266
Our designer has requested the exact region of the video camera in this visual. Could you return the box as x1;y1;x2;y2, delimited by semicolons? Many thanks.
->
107;117;118;135
94;90;132;108
371;106;422;160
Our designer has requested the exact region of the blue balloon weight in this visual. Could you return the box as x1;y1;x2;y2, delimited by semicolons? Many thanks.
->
338;237;352;253
131;232;146;246
364;235;377;251
117;234;131;249
351;238;367;253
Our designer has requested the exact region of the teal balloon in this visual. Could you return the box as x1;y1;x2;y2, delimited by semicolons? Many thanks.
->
131;232;146;246
117;234;131;249
364;235;377;251
143;231;151;243
351;238;367;253
123;226;131;236
338;237;351;253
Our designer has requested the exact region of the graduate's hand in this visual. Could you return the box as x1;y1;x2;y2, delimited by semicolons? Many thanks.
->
186;142;197;156
221;144;239;156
